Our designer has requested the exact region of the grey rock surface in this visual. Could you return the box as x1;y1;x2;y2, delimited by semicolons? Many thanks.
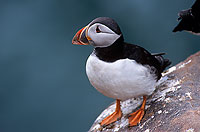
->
89;51;200;132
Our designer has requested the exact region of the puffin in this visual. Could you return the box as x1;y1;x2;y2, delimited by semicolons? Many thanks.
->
72;17;171;127
173;0;200;35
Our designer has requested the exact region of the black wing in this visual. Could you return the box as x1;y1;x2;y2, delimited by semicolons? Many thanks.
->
94;37;171;80
173;0;200;34
124;43;171;80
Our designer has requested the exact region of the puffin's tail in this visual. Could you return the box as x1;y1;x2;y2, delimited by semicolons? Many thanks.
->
152;53;171;72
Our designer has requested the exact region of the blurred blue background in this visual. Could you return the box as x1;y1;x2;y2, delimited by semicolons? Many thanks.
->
0;0;199;132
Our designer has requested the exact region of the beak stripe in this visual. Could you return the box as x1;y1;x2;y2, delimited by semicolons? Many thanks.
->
79;27;89;44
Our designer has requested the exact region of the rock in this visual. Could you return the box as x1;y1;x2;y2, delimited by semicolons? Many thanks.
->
89;51;200;132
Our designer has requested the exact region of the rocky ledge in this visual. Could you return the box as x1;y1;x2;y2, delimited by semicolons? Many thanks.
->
89;51;200;132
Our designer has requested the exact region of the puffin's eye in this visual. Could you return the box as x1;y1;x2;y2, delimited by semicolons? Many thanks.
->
96;26;101;33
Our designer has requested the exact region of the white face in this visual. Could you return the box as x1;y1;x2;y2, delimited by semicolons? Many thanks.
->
87;23;121;47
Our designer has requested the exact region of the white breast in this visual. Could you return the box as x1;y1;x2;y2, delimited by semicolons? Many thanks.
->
86;55;157;101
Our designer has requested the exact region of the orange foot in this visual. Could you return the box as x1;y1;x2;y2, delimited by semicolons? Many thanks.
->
100;99;122;126
128;96;146;126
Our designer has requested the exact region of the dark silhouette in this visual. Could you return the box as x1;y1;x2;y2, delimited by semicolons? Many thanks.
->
173;0;200;35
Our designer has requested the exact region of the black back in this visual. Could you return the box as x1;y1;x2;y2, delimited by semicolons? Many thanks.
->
173;0;200;34
94;36;171;80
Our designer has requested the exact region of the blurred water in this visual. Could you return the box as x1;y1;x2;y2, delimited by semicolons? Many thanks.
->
0;0;199;132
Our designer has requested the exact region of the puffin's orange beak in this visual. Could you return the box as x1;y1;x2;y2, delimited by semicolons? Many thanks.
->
72;26;91;45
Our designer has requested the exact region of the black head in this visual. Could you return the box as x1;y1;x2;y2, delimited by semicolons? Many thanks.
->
72;17;123;47
89;17;122;35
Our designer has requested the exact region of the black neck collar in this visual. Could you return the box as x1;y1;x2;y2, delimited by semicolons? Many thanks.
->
93;36;124;62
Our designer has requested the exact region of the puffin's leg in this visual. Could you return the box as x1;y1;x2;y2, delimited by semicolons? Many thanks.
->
100;99;122;126
128;96;146;126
